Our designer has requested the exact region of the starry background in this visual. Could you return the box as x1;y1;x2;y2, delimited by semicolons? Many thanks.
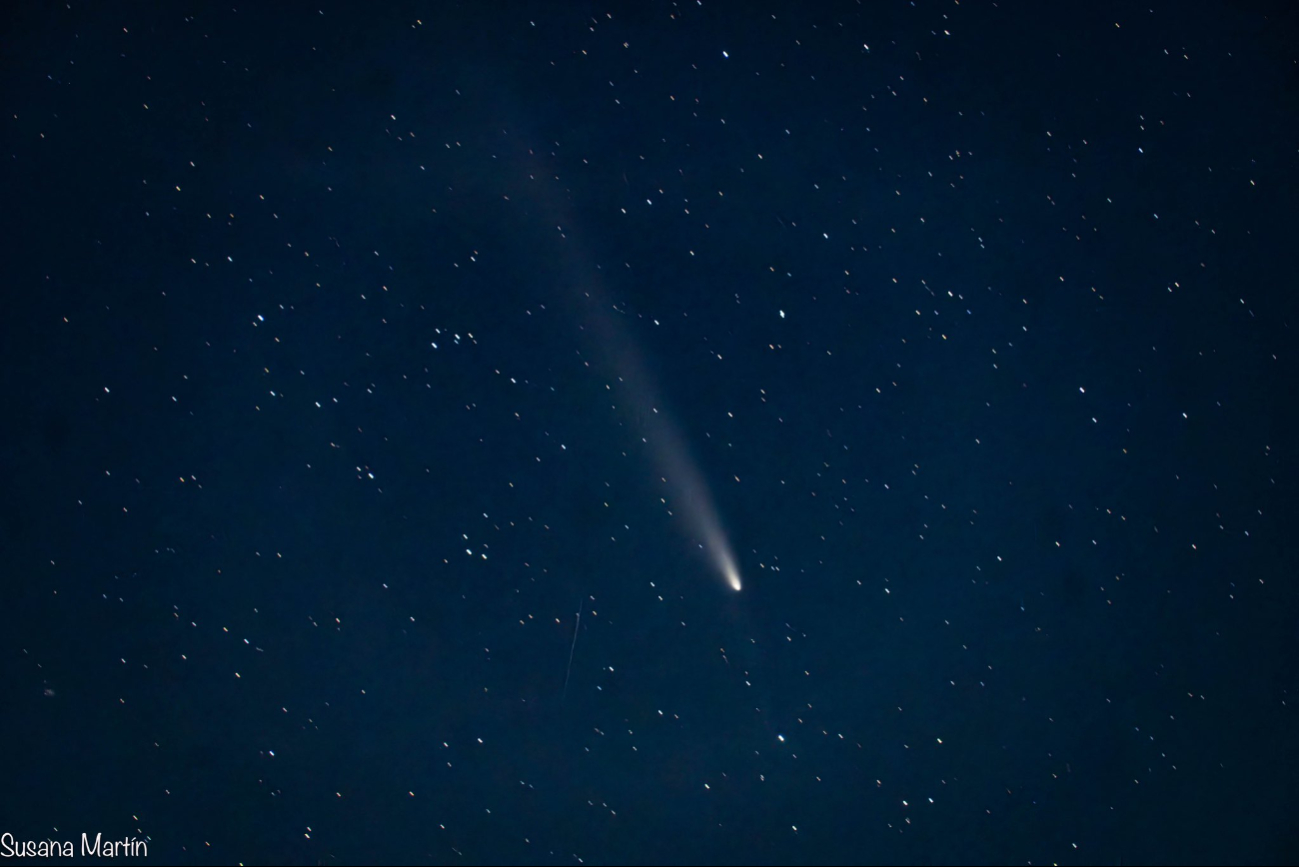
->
2;1;1297;864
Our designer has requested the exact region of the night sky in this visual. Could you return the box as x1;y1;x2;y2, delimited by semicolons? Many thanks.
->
3;1;1298;864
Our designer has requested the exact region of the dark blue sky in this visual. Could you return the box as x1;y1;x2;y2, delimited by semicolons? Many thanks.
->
3;1;1297;864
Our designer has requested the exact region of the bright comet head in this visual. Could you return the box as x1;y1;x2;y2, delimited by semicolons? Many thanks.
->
702;525;743;591
718;552;742;591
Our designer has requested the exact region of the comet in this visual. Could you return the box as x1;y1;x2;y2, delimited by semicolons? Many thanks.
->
648;412;743;593
687;485;743;592
669;446;743;593
718;546;743;592
513;136;743;592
